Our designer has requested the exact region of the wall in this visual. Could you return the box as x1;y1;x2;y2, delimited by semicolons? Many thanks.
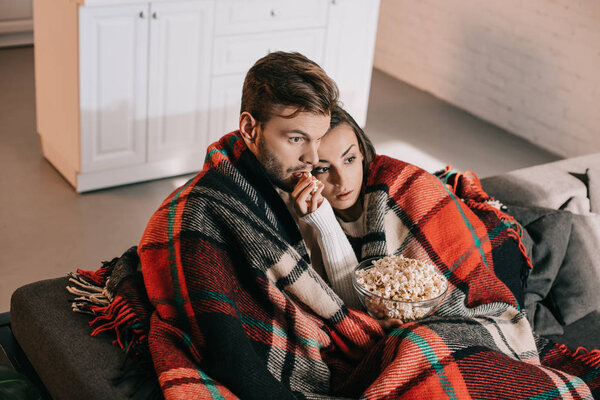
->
374;0;600;158
0;0;33;47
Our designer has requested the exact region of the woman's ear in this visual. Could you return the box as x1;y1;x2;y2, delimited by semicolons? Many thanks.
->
239;112;258;144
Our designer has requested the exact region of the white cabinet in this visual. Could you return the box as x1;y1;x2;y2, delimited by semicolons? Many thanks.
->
34;0;380;192
79;1;213;173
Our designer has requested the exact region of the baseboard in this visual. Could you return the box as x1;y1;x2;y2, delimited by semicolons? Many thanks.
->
0;32;33;47
0;19;33;48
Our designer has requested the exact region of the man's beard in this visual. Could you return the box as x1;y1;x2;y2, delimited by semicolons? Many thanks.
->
256;137;306;192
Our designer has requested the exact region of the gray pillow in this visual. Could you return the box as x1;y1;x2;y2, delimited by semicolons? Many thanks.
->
549;213;600;325
506;205;572;336
507;205;600;336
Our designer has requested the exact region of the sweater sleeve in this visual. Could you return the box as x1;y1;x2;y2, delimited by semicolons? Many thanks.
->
301;199;363;309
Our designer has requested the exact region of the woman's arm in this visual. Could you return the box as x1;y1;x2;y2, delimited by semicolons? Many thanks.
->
301;199;362;309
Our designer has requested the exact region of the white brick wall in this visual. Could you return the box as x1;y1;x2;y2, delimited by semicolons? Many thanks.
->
374;0;600;157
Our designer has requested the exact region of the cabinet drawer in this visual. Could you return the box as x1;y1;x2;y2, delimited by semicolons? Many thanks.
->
214;0;327;36
212;28;325;76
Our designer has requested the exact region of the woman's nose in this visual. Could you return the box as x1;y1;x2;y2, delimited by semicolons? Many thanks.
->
330;169;345;187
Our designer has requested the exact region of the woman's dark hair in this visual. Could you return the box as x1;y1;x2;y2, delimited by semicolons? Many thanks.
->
329;105;376;178
241;52;339;124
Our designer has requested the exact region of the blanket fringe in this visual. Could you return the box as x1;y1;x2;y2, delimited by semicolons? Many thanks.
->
76;257;118;286
437;166;534;274
558;344;600;369
86;297;140;352
67;271;144;353
67;272;111;313
66;247;159;398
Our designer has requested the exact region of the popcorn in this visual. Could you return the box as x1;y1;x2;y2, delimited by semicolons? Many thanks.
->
354;255;448;321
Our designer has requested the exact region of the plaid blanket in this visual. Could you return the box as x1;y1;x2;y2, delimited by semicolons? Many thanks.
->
69;132;600;399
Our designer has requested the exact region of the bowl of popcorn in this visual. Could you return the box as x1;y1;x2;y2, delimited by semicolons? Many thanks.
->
353;255;448;321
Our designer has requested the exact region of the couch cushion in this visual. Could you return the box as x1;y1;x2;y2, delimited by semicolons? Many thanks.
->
10;277;133;400
481;152;600;214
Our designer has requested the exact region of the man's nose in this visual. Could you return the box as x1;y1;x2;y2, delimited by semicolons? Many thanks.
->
300;141;319;166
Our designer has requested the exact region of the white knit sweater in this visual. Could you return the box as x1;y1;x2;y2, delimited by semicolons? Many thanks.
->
300;199;363;309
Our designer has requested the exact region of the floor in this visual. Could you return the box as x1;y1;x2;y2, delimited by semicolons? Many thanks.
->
0;46;560;312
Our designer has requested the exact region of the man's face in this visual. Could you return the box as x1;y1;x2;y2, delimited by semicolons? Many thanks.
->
252;107;331;192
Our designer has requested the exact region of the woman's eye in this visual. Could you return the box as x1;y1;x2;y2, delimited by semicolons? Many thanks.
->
345;156;356;164
313;166;329;174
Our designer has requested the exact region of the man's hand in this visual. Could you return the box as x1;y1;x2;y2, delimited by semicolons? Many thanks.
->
376;318;403;332
291;173;325;216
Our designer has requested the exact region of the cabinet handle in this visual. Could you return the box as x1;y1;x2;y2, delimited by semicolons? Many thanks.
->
139;11;145;18
152;12;157;19
270;9;276;17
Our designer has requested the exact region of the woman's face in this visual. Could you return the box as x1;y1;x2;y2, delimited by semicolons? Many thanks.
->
313;123;364;219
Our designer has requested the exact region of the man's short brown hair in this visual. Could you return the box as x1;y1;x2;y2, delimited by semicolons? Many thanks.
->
241;52;339;124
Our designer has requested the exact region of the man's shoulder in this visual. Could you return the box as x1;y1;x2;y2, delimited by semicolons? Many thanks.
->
203;131;245;169
185;167;238;198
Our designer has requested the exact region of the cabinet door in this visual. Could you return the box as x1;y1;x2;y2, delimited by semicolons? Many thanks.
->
79;4;149;172
208;74;245;147
147;0;214;162
324;0;380;127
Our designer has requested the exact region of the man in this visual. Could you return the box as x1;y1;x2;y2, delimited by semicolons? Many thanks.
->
136;51;373;399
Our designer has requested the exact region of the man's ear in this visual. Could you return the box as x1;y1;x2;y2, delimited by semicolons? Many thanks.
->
239;112;258;144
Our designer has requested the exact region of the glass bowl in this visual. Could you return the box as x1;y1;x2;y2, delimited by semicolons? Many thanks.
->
352;257;448;321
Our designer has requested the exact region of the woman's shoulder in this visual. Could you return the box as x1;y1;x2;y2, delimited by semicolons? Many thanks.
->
368;154;436;184
371;154;419;171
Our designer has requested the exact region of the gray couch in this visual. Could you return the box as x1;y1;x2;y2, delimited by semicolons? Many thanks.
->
481;152;600;347
9;153;600;400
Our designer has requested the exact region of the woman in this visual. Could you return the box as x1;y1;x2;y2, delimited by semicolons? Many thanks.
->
287;109;596;399
290;106;377;310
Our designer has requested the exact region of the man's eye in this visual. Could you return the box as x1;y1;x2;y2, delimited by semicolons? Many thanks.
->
289;137;303;143
313;166;329;174
345;156;356;164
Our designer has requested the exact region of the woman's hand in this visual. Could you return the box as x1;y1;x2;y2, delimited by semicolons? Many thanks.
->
292;173;325;216
376;318;403;332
